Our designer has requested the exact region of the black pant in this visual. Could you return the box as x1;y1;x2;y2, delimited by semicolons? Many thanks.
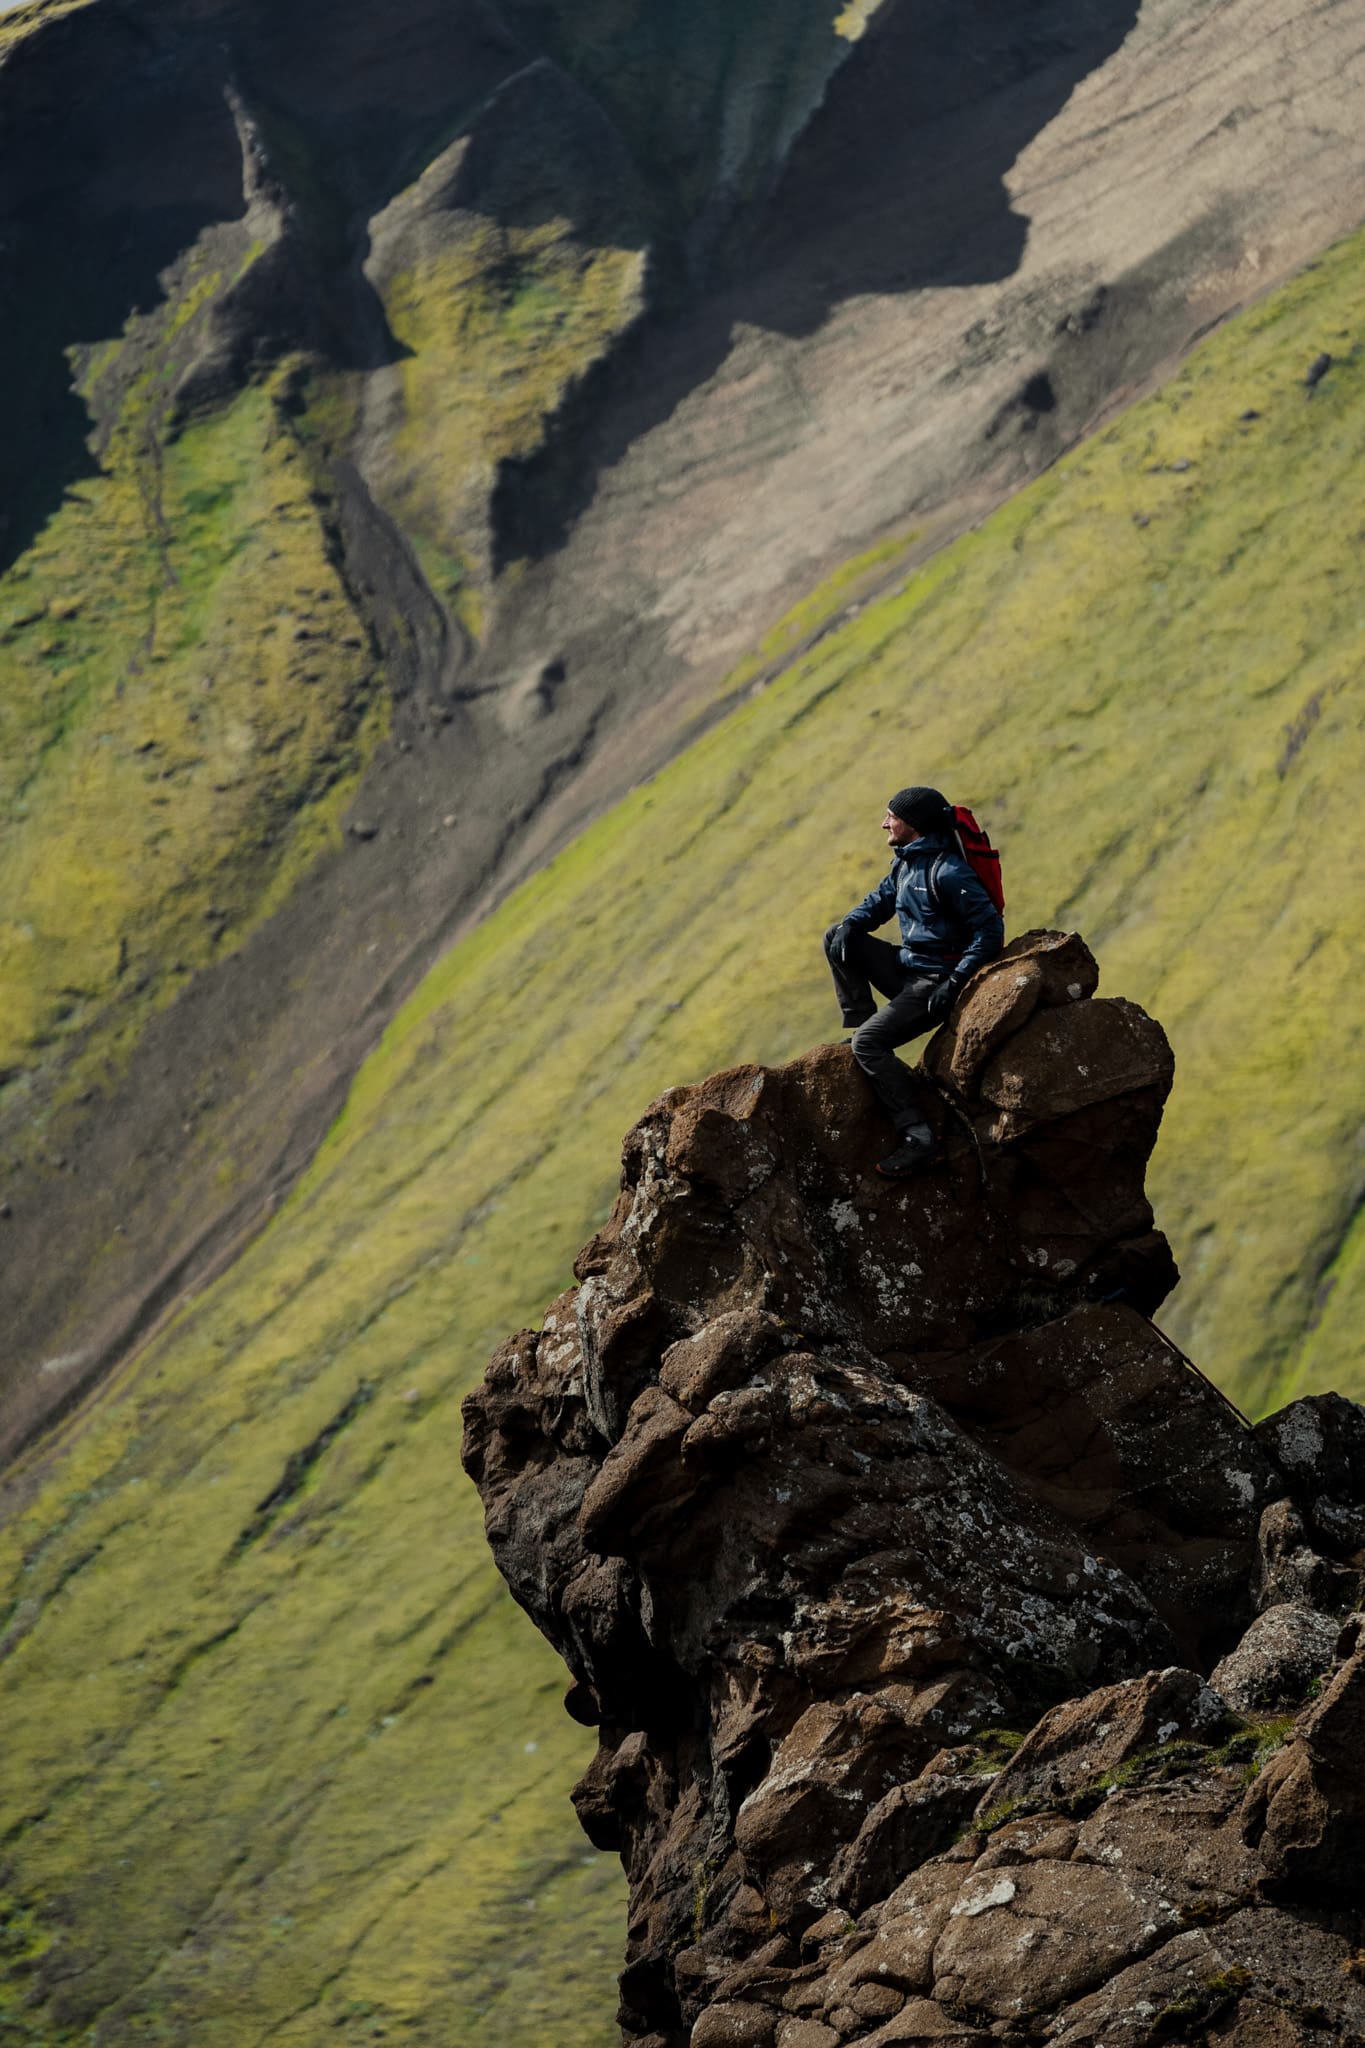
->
824;925;942;1134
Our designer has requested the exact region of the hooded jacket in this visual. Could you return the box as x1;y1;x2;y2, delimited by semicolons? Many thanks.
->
843;832;1004;979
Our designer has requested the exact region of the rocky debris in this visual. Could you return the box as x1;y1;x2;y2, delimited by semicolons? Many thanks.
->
462;933;1365;2046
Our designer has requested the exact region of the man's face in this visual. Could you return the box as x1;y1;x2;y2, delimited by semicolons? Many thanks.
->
882;807;920;847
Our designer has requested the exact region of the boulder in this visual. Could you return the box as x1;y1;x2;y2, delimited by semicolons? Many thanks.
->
1243;1645;1365;1896
923;929;1099;1098
1257;1393;1365;1553
1253;1496;1360;1614
827;1751;984;1915
1210;1602;1340;1717
974;996;1173;1144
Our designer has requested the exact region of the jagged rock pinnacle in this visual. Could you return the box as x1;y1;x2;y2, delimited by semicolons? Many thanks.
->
463;932;1365;2046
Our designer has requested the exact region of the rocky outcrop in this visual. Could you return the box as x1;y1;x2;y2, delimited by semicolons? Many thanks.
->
464;934;1365;2046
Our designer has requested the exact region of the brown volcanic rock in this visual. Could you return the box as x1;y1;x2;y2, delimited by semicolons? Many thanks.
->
462;947;1365;2046
1243;1640;1365;1898
923;930;1100;1099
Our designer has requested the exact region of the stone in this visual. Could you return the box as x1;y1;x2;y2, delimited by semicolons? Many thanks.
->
908;1301;1278;1665
859;2000;990;2045
1046;1928;1232;2048
1253;1496;1359;1613
775;2021;838;2048
692;2005;779;2048
828;1756;983;1914
578;1384;694;1551
1210;1602;1340;1716
660;1309;790;1410
1257;1393;1365;1553
976;1667;1230;1822
1243;1645;1365;1896
736;1688;972;1927
924;929;1099;1098
930;1857;1173;2018
849;1981;905;2020
975;996;1173;1144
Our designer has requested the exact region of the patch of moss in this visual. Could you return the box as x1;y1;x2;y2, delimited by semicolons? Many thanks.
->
964;1727;1027;1777
1153;1965;1252;2042
976;1716;1297;1840
371;207;649;592
1057;1740;1216;1819
0;363;385;1127
1214;1715;1297;1784
0;0;98;58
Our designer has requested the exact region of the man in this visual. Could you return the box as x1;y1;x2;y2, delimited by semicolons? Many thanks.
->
825;785;1004;1177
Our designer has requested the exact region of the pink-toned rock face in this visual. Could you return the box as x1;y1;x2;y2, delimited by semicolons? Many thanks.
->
462;934;1365;2047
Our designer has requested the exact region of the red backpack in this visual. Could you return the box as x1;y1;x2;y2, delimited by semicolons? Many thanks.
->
929;804;1005;918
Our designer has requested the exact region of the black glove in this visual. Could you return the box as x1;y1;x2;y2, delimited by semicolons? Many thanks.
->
926;975;962;1023
831;919;858;965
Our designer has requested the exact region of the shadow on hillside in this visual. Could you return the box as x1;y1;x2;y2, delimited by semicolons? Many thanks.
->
491;0;1143;565
0;0;516;577
1;0;1140;579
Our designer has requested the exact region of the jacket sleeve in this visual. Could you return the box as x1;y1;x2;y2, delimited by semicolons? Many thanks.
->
843;870;897;932
936;856;1005;977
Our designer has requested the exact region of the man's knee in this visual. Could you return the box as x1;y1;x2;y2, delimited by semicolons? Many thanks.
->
850;1018;888;1070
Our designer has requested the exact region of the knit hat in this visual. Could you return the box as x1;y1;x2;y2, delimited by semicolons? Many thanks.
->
886;785;953;832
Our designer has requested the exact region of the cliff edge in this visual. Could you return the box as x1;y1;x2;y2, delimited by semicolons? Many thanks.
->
464;933;1365;2045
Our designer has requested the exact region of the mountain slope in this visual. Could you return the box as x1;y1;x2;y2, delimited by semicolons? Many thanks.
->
2;217;1364;2045
5;0;1365;1462
0;0;879;1455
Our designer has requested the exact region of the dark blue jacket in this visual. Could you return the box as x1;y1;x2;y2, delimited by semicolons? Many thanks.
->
844;832;1004;978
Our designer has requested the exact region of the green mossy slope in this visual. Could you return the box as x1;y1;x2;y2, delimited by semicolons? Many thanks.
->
2;224;1365;2042
0;367;381;1100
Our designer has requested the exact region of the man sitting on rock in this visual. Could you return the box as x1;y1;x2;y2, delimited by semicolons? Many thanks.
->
825;785;1004;1178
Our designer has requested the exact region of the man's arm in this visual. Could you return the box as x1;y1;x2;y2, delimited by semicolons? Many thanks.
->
936;858;1005;979
842;871;897;934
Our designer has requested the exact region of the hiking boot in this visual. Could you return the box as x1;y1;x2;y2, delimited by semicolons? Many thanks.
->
875;1129;941;1179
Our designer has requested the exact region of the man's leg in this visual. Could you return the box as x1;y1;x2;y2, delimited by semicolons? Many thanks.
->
823;926;907;1027
849;975;940;1139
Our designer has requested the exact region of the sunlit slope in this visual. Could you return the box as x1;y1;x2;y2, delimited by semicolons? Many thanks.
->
3;225;1365;2042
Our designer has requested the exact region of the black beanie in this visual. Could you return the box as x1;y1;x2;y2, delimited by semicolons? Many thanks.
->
887;785;952;832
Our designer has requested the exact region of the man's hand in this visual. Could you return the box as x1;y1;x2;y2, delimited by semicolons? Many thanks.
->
925;975;962;1023
830;920;857;965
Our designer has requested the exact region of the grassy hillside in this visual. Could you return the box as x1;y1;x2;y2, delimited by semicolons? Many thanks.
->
2;221;1364;2043
0;371;380;1091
